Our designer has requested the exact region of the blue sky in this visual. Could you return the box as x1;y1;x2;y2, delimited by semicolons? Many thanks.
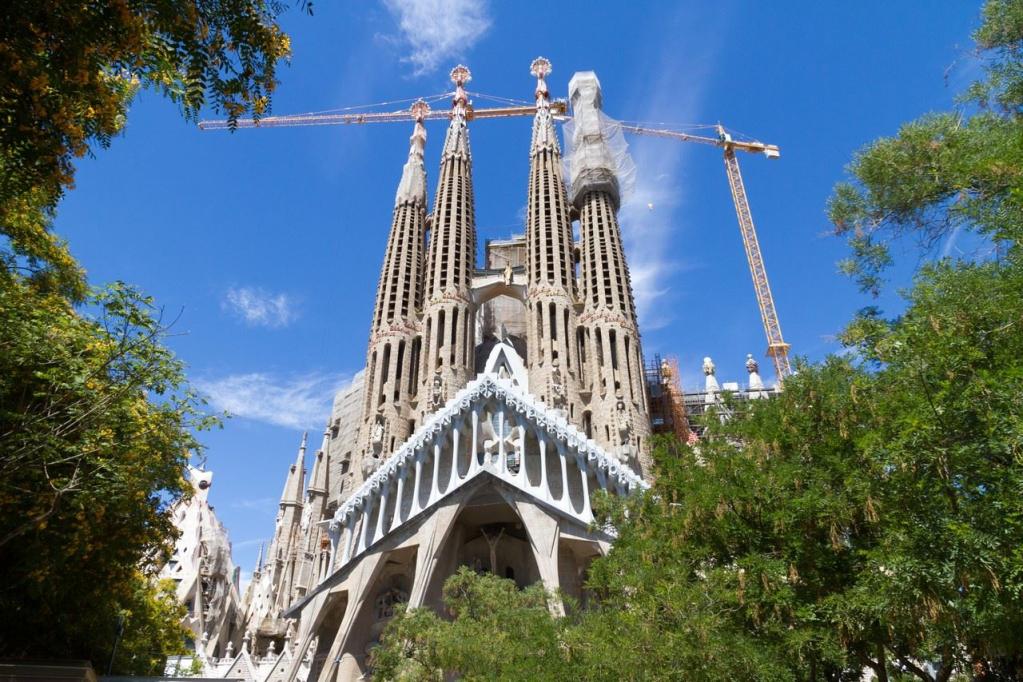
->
54;1;983;581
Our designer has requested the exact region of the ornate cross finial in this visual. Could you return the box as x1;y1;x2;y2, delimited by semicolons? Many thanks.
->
530;57;552;107
410;98;430;123
450;64;471;87
450;65;471;116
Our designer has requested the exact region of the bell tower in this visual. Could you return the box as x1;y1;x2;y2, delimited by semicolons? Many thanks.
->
419;66;478;418
523;57;581;422
358;100;430;478
569;72;652;476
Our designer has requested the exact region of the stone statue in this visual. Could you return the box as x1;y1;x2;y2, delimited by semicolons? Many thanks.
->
615;394;633;461
703;356;721;401
370;411;386;456
549;361;567;412
430;370;444;410
745;353;759;375
503;262;514;285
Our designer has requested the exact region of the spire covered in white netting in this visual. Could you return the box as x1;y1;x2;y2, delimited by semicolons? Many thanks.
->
562;71;636;210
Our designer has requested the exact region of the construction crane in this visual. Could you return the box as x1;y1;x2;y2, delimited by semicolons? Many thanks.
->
198;61;792;379
197;101;567;129
618;123;792;379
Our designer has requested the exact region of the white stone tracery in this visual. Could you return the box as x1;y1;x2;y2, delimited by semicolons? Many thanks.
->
326;373;646;575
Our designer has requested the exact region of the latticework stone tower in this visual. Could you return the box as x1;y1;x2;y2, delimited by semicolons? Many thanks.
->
419;66;477;417
524;57;582;422
359;101;430;476
568;72;652;475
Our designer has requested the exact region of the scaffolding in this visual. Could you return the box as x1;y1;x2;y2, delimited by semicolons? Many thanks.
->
644;354;692;443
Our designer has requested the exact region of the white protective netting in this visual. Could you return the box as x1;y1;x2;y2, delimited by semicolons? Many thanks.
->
562;108;636;208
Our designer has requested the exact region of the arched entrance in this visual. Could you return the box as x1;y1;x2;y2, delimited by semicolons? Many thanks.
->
419;485;542;610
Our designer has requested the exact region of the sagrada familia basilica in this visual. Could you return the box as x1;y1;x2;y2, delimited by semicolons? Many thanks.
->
163;59;775;681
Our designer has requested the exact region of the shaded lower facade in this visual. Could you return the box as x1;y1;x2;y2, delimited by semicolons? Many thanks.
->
287;473;610;681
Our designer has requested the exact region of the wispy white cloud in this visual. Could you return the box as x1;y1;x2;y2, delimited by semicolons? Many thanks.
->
222;286;299;329
238;569;252;593
617;40;719;331
940;223;964;259
232;537;268;548
230;498;277;511
197;372;351;429
381;0;491;77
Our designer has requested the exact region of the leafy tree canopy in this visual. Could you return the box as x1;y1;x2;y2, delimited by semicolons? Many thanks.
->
828;0;1023;296
0;279;216;668
0;0;304;299
372;568;573;681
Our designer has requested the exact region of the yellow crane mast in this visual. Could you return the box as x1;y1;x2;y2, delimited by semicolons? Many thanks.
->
618;123;791;380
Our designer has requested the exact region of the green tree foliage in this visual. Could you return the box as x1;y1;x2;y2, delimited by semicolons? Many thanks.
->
374;2;1023;680
828;0;1023;297
372;568;573;681
107;576;190;675
0;278;215;668
583;262;1023;679
0;0;304;299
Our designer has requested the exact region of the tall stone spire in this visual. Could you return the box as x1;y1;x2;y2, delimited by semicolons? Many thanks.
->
358;101;431;479
524;57;581;420
569;72;652;476
420;65;478;415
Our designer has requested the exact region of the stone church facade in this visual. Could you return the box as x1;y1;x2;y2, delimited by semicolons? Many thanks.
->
237;60;657;681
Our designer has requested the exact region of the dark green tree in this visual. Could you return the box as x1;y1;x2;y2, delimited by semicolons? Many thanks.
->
372;568;572;681
0;279;216;667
